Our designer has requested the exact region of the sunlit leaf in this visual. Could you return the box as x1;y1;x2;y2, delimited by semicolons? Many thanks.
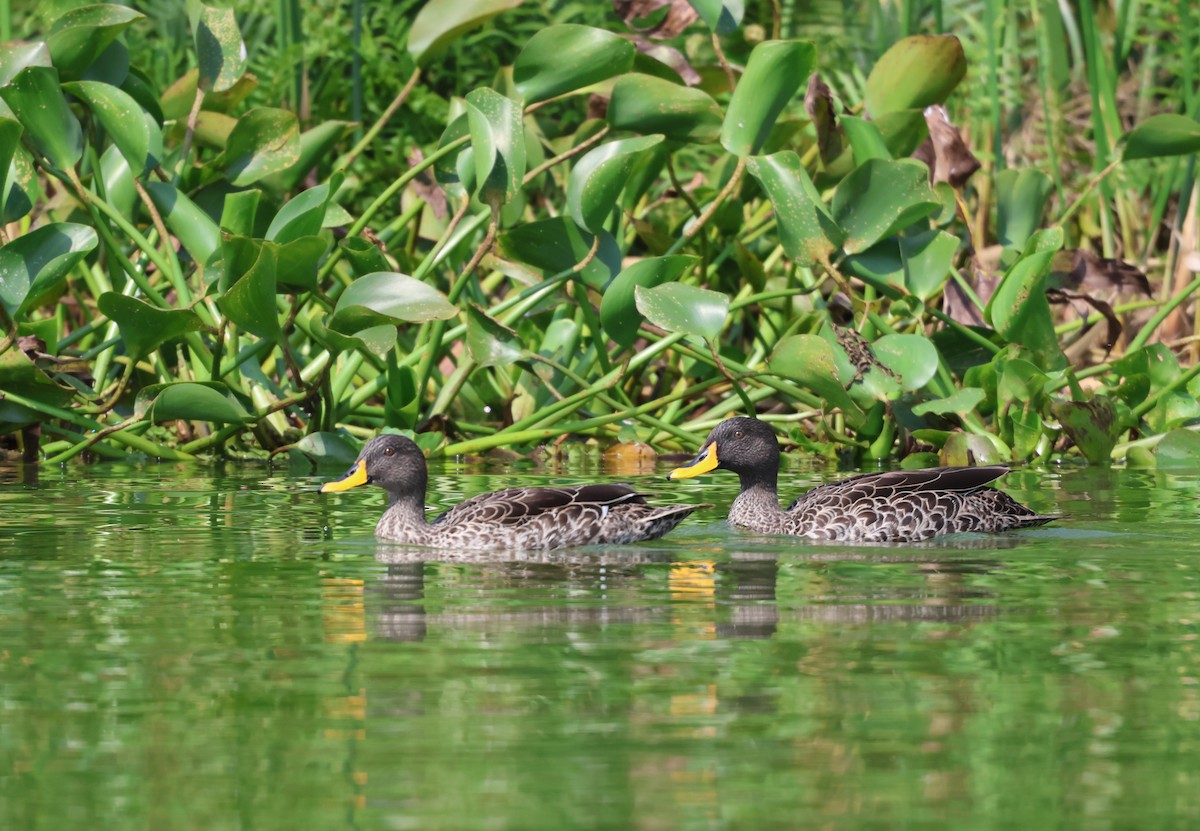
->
408;0;523;66
138;381;249;424
187;0;247;93
514;24;635;104
63;80;161;176
986;228;1066;368
747;151;843;266
1051;397;1121;464
608;74;723;144
219;107;300;186
840;115;891;163
720;40;815;156
0;223;98;319
911;387;986;416
767;334;864;426
216;241;281;340
0;66;83;170
0;42;52;86
689;0;744;34
260;120;355;191
995;168;1053;251
143;182;221;270
1122;114;1200;161
567;135;664;233
465;87;525;207
496;217;621;290
329;272;458;336
266;177;341;243
295;431;360;466
843;229;959;301
865;35;966;117
634;282;728;339
466;304;524;367
831;159;940;253
600;255;698;350
47;4;144;79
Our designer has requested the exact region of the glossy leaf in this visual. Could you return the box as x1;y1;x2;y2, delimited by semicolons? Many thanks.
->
608;74;723;144
746;151;843;266
266;177;341;243
843;229;958;301
1122;114;1200;160
0;66;83;170
295;431;360;466
1051;397;1121;464
3;143;36;223
273;236;328;291
634;283;728;340
721;40;815;157
217;242;281;340
820;110;928;182
690;0;744;33
514;24;635;104
911;387;986;416
600;255;698;350
316;315;397;358
0;118;23;219
62;80;161;176
408;0;523;66
0;223;98;319
220;188;260;236
98;293;207;359
567;135;664;233
840;115;892;164
467;304;524;367
139;381;249;424
864;35;966;116
986;228;1066;368
0;42;52;86
433;112;472;196
220;108;301;186
870;334;939;392
496;217;622;291
329;272;458;336
465;88;525;207
767;334;863;425
187;0;247;93
995;168;1053;251
260;120;355;191
144;182;221;270
831;159;940;253
47;4;144;79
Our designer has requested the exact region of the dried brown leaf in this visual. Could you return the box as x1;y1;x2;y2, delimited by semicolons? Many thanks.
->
1056;249;1151;296
408;147;447;220
614;0;699;39
1047;288;1121;354
805;74;843;167
923;105;980;188
628;35;700;85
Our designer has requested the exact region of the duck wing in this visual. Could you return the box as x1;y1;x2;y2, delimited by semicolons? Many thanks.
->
432;483;647;527
786;465;1010;512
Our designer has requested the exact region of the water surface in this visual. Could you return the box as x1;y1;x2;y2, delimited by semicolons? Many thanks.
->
2;458;1199;829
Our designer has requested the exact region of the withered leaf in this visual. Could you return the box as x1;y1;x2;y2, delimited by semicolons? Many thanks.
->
628;36;700;85
923;105;980;188
408;147;447;220
805;74;843;167
1055;249;1151;297
614;0;699;39
1047;288;1121;354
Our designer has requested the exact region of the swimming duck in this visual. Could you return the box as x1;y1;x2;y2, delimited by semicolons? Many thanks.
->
321;434;705;550
667;417;1055;542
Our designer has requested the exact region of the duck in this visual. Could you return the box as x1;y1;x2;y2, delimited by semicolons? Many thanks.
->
666;417;1055;542
320;434;705;550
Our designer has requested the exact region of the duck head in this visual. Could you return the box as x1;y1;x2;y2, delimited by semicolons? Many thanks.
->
667;417;780;491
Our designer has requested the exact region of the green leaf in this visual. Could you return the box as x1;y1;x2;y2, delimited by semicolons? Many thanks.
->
600;255;698;351
1154;429;1200;467
219;107;300;186
143;182;221;270
98;293;207;360
720;40;816;156
433;111;473;196
767;334;864;426
819;110;928;182
47;4;144;80
912;387;986;416
634;283;729;340
871;334;939;392
843;229;959;301
746;151;843;266
1051;397;1121;464
0;223;98;319
0;345;73;424
567;135;664;233
216;242;281;340
690;0;744;34
260;120;355;191
986;228;1066;368
187;0;247;93
831;159;940;253
219;188;260;236
514;24;635;104
339;236;391;278
295;431;360;466
464;88;525;207
496;217;621;291
408;0;523;66
0;42;52;86
329;272;458;336
608;74;723;144
0;66;83;170
466;304;524;367
864;35;966;116
1122;114;1200;161
266;178;340;243
315;315;397;358
274;236;328;291
62;80;160;176
138;381;249;424
0;118;23;217
995;169;1053;251
840;115;892;163
2;142;36;223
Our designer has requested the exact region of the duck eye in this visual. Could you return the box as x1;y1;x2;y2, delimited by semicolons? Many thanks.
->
383;446;394;457
735;430;744;438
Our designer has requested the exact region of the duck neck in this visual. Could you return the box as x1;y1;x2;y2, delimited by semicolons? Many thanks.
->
383;469;429;528
732;468;782;512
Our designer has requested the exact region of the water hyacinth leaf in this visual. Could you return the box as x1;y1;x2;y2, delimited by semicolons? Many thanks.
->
260;120;355;191
295;431;360;466
1122;114;1200;160
939;430;1009;466
864;35;966;116
385;358;420;429
219;187;260;236
690;0;744;33
567;135;664;233
266;177;340;243
496;217;621;291
433;112;472;196
514;24;635;104
274;236;328;291
0;347;73;423
608;74;723;144
1153;429;1200;468
467;304;524;367
46;3;144;79
143;182;221;270
465;88;525;207
1051;397;1121;464
634;283;729;340
97;293;207;359
820;110;928;181
62;81;160;176
840;115;892;163
870;334;939;392
746;151;843;266
0;66;83;170
911;387;986;416
996;168;1053;251
721;40;815;157
0;118;22;212
600;255;697;350
0;42;52;86
339;236;390;277
120;65;163;124
187;0;247;93
843;229;958;301
140;381;250;424
986;227;1066;368
767;334;862;423
220;108;300;186
330;272;458;336
4;143;36;223
315;315;397;358
408;0;522;65
0;223;98;319
217;242;281;340
831;158;940;253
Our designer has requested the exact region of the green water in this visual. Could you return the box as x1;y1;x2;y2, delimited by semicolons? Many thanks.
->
2;458;1199;830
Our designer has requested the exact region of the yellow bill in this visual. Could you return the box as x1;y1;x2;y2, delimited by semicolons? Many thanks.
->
320;459;368;493
667;442;719;480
